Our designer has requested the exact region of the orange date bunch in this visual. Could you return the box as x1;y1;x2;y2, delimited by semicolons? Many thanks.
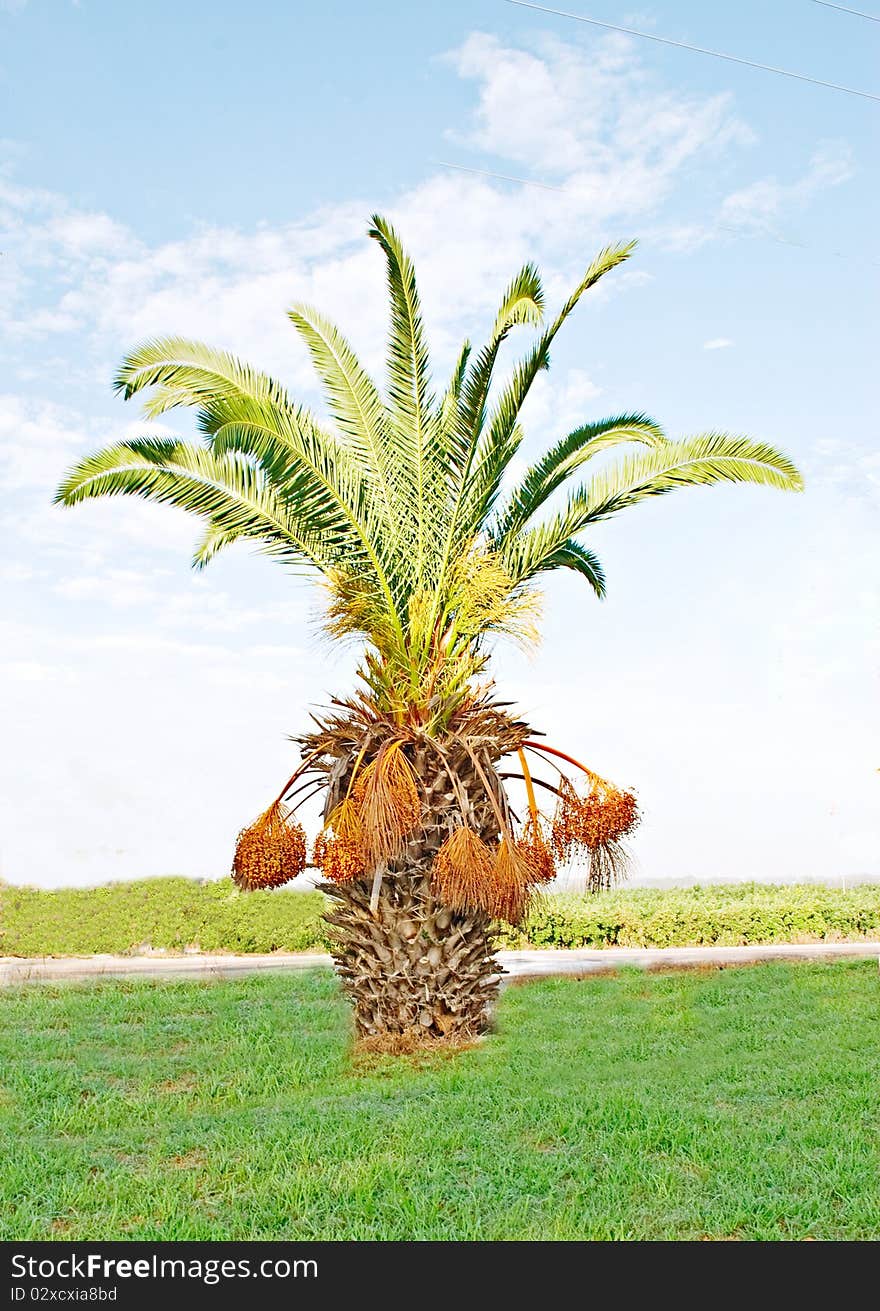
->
232;801;308;891
313;797;367;884
551;775;639;862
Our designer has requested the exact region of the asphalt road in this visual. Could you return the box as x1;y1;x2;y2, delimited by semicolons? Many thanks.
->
1;941;877;987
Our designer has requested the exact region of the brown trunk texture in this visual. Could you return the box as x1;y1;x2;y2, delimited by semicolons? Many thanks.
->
319;734;512;1042
322;873;501;1041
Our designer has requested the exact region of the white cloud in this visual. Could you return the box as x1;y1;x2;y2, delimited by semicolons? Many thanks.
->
0;32;760;389
519;367;603;440
703;337;733;350
53;568;165;607
0;393;91;489
0;661;65;683
446;31;753;183
719;142;854;232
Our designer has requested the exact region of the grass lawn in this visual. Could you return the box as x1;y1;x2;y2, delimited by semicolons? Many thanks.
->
2;961;878;1240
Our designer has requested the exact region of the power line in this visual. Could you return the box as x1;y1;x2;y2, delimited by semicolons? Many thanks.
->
715;223;880;266
504;1;880;101
810;0;880;22
436;160;563;191
433;160;566;192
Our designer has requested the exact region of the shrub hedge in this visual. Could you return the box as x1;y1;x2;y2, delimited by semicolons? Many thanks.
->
2;877;880;957
493;882;880;949
0;879;328;957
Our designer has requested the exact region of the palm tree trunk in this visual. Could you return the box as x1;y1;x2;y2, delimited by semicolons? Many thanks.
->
303;715;523;1045
322;872;501;1042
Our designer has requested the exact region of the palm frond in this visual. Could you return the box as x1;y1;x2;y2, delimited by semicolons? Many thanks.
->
499;432;803;584
115;336;291;433
537;540;606;597
428;261;546;626
192;520;242;570
493;413;666;539
445;261;545;476
368;214;435;584
501;527;608;595
438;339;472;433
460;242;638;537
58;220;804;729
286;303;399;533
54;437;332;567
567;432;804;525
209;419;407;627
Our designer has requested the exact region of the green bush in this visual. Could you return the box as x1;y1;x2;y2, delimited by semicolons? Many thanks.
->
0;879;329;956
1;878;879;957
493;883;880;949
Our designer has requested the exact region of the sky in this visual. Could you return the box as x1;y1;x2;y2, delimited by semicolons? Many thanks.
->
1;0;878;889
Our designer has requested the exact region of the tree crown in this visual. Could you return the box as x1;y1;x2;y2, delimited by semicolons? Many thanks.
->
56;216;802;728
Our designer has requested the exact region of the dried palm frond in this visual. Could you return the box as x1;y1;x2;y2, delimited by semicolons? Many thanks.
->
232;801;308;891
432;826;495;913
354;741;422;866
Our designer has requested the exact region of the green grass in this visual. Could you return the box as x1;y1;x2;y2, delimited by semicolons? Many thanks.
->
4;878;880;956
2;961;878;1240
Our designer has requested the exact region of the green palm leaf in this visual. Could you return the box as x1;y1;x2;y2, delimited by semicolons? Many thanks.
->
368;215;435;585
429;263;546;616
460;243;638;538
509;537;607;597
54;437;333;568
445;261;545;474
115;336;291;434
493;414;666;540
286;304;400;535
499;433;803;585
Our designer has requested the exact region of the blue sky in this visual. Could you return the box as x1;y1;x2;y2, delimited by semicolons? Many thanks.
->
1;0;878;886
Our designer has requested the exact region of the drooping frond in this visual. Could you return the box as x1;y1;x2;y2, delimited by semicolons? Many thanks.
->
54;437;333;568
498;433;803;586
516;538;606;598
490;261;546;336
563;432;804;526
209;419;406;631
113;335;394;582
493;413;666;539
115;336;292;434
192;519;242;570
441;262;545;482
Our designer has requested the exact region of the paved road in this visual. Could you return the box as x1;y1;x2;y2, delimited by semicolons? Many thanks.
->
1;941;877;987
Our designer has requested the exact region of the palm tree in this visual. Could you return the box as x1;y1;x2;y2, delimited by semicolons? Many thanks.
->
56;217;802;1045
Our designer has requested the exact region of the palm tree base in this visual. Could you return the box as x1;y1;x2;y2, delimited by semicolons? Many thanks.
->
322;873;501;1043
